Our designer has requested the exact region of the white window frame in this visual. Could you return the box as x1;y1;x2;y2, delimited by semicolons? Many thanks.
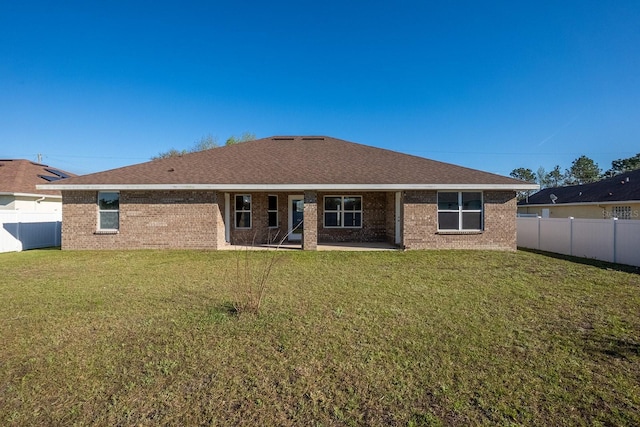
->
268;195;278;228
323;195;363;229
437;191;483;231
97;191;120;231
235;194;252;229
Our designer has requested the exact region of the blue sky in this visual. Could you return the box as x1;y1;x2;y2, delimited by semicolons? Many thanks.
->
1;1;639;176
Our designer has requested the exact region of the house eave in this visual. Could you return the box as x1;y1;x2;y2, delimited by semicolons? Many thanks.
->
518;200;640;208
0;191;62;199
38;183;538;191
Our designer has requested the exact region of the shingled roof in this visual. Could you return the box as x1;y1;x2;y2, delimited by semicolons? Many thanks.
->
519;168;640;205
41;136;536;191
0;159;76;196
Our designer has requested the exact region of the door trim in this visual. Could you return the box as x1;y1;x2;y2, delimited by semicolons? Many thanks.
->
288;195;304;241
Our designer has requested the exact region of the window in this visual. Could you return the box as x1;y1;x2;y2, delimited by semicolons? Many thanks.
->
98;191;119;230
612;206;631;219
324;196;362;228
235;195;251;228
437;192;483;231
268;195;278;228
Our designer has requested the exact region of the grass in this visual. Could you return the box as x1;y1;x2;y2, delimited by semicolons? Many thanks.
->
0;249;639;426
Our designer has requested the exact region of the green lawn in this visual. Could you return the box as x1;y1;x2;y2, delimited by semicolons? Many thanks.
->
0;249;638;426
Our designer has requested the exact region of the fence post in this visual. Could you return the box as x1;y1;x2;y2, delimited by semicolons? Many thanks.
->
568;217;574;256
536;216;541;249
612;218;618;264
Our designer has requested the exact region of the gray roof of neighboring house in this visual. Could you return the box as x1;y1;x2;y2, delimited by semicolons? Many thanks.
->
40;136;536;190
519;168;640;205
0;159;76;197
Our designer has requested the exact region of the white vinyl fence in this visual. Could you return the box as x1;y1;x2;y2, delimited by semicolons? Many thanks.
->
517;217;640;267
0;211;62;253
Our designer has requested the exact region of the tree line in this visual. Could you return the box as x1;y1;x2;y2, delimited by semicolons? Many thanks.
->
152;132;256;160
510;153;640;189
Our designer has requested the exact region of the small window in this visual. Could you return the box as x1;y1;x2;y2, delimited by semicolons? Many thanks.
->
437;192;483;231
235;195;252;228
98;191;119;230
268;195;278;228
611;206;631;219
324;196;362;228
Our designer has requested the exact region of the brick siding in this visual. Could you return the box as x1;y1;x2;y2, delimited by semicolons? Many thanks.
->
402;190;517;250
62;189;517;251
62;190;222;250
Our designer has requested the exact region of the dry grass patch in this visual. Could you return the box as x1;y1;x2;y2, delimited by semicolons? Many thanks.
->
0;249;639;425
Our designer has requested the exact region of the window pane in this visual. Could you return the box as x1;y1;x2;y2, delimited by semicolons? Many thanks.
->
268;195;277;211
236;212;251;228
235;195;251;211
438;212;459;230
324;212;339;227
268;211;278;227
98;192;119;210
324;197;341;211
100;211;119;229
462;192;482;210
462;212;482;230
343;197;361;211
344;212;362;227
438;192;458;210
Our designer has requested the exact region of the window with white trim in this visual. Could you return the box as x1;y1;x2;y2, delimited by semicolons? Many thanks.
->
268;195;278;228
324;196;362;228
437;192;483;231
98;191;120;230
235;195;252;228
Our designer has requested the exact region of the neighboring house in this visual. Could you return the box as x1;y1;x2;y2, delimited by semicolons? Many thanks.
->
39;136;537;251
518;168;640;219
0;159;76;212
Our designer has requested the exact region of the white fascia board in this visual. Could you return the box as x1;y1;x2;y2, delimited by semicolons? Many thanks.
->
0;191;62;199
38;183;539;191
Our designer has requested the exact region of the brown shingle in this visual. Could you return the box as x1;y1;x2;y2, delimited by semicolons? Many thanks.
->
0;159;76;196
42;136;528;187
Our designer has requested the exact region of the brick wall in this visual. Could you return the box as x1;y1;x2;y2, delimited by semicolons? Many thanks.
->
62;190;221;250
229;192;291;246
316;192;389;243
402;190;517;251
62;189;516;250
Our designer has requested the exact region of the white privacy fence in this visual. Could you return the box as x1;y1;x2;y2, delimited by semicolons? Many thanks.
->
517;217;640;267
0;211;62;253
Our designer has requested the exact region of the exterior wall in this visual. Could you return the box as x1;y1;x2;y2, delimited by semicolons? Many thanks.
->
62;190;221;250
403;190;517;251
61;189;517;250
518;203;640;220
0;195;62;212
317;192;389;243
228;192;392;245
228;192;290;245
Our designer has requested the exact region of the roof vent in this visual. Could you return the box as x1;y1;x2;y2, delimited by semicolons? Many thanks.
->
272;137;294;141
301;137;325;141
168;168;175;172
550;194;558;204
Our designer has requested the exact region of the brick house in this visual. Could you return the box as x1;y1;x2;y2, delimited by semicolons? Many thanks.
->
39;136;537;250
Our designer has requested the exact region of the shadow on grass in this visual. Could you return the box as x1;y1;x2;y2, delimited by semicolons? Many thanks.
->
203;302;238;322
584;335;640;361
518;247;640;275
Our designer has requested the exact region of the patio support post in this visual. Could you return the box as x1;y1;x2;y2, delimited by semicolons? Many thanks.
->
302;190;318;250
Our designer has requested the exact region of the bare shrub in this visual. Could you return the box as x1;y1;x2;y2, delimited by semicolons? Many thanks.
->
230;226;298;316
